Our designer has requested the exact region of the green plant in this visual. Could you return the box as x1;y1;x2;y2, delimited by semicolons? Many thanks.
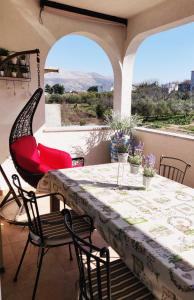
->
143;154;156;177
117;144;128;153
20;66;28;73
20;54;26;60
79;120;86;126
143;166;155;177
12;66;17;72
105;111;141;137
95;103;105;118
0;48;9;56
129;154;142;165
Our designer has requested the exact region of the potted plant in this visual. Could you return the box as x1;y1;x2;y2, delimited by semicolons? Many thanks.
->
143;154;156;189
0;67;5;77
129;153;142;174
117;144;129;163
20;65;28;78
106;111;141;162
128;141;144;174
11;66;17;77
20;54;26;65
0;48;9;61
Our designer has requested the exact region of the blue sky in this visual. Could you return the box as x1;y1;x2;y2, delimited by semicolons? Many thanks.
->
46;22;194;84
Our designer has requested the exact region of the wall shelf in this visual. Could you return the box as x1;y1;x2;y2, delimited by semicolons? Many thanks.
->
0;52;31;81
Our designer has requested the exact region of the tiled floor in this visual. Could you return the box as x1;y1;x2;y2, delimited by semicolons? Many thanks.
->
1;214;108;300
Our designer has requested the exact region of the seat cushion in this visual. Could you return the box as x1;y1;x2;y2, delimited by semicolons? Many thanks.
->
37;143;72;170
11;135;41;173
86;259;155;300
30;210;91;247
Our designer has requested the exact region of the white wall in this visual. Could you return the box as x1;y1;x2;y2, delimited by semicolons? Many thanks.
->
136;127;194;188
0;0;125;162
35;126;111;166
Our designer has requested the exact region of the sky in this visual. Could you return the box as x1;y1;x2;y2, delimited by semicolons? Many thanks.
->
46;22;194;84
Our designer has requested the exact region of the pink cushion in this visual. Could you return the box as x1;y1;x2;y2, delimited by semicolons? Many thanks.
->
37;143;72;169
11;136;41;173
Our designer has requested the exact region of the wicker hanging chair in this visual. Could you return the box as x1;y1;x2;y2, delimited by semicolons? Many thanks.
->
9;88;44;188
1;49;84;226
8;49;84;189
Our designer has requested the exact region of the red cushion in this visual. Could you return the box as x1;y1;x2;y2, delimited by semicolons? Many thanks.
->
38;163;52;173
11;136;41;173
37;143;72;169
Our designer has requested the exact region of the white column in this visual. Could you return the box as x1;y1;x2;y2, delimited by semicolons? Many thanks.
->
113;50;136;118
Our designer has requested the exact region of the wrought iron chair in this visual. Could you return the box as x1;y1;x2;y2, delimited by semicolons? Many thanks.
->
159;155;191;184
64;209;155;300
12;174;93;300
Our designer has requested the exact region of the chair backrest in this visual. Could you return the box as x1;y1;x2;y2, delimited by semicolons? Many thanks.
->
9;88;43;188
159;155;191;184
9;88;43;145
12;174;44;243
64;210;111;300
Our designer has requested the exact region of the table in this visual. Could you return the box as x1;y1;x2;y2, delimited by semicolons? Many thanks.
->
37;163;194;300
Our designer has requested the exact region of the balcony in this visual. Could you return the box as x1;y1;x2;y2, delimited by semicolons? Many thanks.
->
1;0;194;299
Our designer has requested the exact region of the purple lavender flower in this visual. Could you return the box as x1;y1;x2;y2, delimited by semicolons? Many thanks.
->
134;141;144;155
144;154;156;168
128;139;144;156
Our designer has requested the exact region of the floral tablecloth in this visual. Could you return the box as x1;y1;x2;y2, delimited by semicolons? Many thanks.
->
37;163;194;300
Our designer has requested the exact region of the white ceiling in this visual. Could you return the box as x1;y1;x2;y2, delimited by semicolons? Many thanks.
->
56;0;166;19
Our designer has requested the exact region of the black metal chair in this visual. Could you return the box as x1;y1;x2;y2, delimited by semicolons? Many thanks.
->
64;209;155;300
12;174;93;300
159;155;191;184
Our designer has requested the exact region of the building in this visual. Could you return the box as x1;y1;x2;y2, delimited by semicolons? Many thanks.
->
162;82;179;93
178;80;191;92
191;71;194;92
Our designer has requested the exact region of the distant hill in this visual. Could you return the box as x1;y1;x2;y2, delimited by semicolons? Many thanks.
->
44;70;113;92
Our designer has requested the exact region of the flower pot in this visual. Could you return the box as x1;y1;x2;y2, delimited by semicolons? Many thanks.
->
22;72;28;78
110;135;130;163
20;59;26;65
118;153;128;163
11;57;17;64
130;164;140;174
11;72;17;78
143;176;152;189
0;70;4;77
0;55;7;62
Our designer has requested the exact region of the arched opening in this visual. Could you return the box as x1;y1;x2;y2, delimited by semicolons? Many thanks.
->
44;34;114;127
131;22;194;135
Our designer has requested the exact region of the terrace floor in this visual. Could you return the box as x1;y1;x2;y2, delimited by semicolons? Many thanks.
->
0;202;109;300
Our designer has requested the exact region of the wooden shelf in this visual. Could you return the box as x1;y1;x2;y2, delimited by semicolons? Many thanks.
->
0;76;31;81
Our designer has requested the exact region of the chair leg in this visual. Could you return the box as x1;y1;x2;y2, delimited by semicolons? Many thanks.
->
68;243;73;261
32;248;44;300
13;236;30;282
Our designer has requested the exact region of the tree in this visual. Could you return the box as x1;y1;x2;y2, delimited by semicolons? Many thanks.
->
52;84;65;95
87;86;98;92
45;84;53;94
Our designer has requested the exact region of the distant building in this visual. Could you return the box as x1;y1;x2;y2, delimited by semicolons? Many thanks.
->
162;82;179;93
190;71;194;93
178;80;191;92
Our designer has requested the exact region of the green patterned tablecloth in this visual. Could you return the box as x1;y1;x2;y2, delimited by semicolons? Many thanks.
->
37;163;194;300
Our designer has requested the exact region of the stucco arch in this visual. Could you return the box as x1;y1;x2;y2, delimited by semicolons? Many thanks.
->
44;30;123;113
122;15;194;118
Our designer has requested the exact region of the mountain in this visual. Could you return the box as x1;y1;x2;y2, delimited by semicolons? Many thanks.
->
44;70;113;92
